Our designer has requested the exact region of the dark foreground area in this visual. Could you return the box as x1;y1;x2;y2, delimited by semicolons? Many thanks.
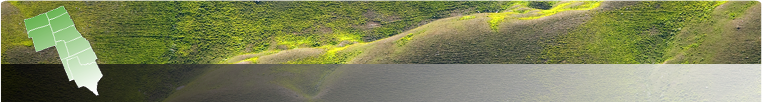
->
2;64;210;101
3;64;759;102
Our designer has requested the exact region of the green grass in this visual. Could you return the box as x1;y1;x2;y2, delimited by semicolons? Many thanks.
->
236;50;281;64
1;2;29;62
243;57;258;64
485;1;601;31
487;12;515;31
275;34;320;49
725;1;755;19
541;1;728;64
331;31;364;43
519;1;602;20
284;43;365;64
459;15;476;20
394;31;424;47
661;1;760;64
5;0;756;64
3;1;510;64
4;1;180;64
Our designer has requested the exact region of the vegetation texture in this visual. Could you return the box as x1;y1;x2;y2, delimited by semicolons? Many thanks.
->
542;1;759;64
2;1;760;102
2;1;513;64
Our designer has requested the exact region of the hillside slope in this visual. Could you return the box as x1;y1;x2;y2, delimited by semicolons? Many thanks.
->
165;1;760;102
234;1;608;64
662;1;761;64
2;1;511;64
231;1;759;64
5;1;755;65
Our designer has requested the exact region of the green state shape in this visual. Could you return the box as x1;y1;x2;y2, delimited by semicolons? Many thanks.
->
24;6;102;96
49;12;74;31
65;57;102;96
23;15;48;32
66;38;93;55
54;27;82;43
75;49;98;62
27;26;55;51
45;6;68;19
60;57;73;81
55;41;73;80
56;40;71;58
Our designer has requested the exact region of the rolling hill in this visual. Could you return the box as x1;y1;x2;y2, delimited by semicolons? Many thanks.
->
2;0;760;102
3;1;757;65
224;1;760;64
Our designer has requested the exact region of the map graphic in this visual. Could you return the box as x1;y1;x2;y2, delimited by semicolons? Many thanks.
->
24;6;102;96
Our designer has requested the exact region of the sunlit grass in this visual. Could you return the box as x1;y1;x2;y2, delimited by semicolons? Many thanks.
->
459;15;476;20
486;1;601;31
502;1;530;10
541;1;728;64
275;34;317;49
519;1;602;20
243;57;258;63
285;43;365;64
488;12;516;31
331;31;364;43
394;33;415;46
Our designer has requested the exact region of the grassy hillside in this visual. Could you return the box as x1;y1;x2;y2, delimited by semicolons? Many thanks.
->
2;1;512;64
543;1;726;64
232;1;714;64
5;0;176;64
168;1;759;102
2;1;760;102
661;1;761;64
6;1;755;65
231;1;600;64
228;1;759;65
0;0;32;64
